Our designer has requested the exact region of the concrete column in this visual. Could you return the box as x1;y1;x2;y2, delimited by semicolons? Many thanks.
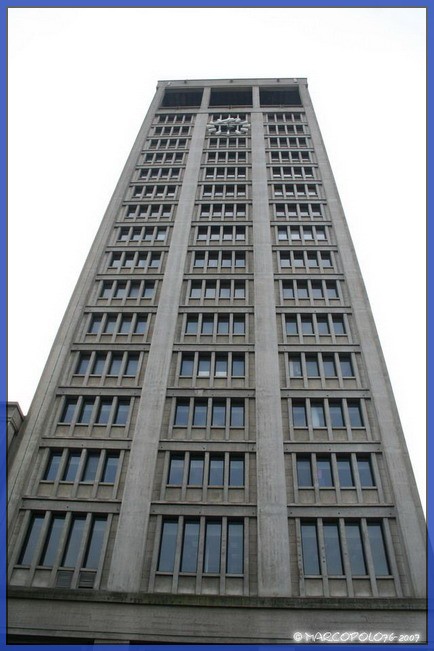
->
299;83;426;597
251;112;292;596
107;113;208;592
7;85;166;532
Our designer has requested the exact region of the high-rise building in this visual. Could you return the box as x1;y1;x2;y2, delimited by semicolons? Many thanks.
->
7;78;426;644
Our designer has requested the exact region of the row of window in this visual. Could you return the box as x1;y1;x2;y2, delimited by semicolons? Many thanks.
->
60;396;130;426
285;313;348;337
288;352;355;379
205;151;247;164
167;453;244;487
155;113;194;124
137;167;182;182
267;124;306;135
99;280;155;301
270;150;312;164
108;251;163;271
202;184;247;199
179;352;245;379
43;449;120;484
268;137;309;148
197;204;248;219
147;138;189;150
152;125;191;136
271;166;315;179
174;399;245;428
292;398;364;428
265;112;305;123
88;312;148;336
301;520;390;577
204;167;247;180
278;250;334;269
195;225;246;243
184;313;246;336
273;183;319;198
189;280;247;300
141;151;185;165
296;454;375;489
125;204;174;220
192;251;246;270
158;518;243;575
117;226;168;243
75;351;141;378
281;279;340;301
131;185;178;200
208;137;247;149
275;224;328;242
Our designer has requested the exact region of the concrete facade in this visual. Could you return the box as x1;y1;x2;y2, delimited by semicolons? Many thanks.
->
7;78;426;643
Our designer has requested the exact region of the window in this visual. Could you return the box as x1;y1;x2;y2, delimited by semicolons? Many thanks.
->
229;457;244;486
212;401;226;427
339;355;353;377
114;399;130;425
181;521;200;572
357;457;375;487
62;452;81;481
40;515;65;567
193;401;207;426
168;455;184;484
329;401;344;427
76;354;91;375
289;354;302;378
301;523;320;575
158;521;178;572
101;454;119;483
60;398;78;424
227;522;243;574
188;456;204;484
348;401;364;427
209;456;224;485
43;451;62;481
306;355;319;377
323;523;343;575
311;402;325;427
230;401;244;427
337;457;354;487
18;514;45;565
204;521;222;573
317;457;333;487
292;401;307;427
367;523;390;575
180;354;194;377
345;523;367;575
297;457;313;487
175;400;189;426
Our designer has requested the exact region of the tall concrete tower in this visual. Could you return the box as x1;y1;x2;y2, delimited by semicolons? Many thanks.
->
7;78;426;644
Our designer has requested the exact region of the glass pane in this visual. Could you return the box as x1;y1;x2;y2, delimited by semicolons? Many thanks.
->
297;458;313;487
175;401;189;426
233;317;245;335
89;315;102;334
230;402;244;427
186;317;198;334
368;523;390;575
311;282;323;298
317;458;333;487
283;282;294;299
84;517;107;569
323;355;336;377
114;400;129;425
78;399;94;424
188;457;204;484
92;354;106;375
209;457;224;485
97;399;112;425
301;523;320;575
158;521;178;572
168;456;184;485
340;355;353;377
125;354;139;376
61;399;77;424
193;402;207;426
19;514;45;565
229;458;244;486
108;354;122;376
301;318;314;335
289;355;302;377
217;317;229;334
204;522;222;573
180;355;194;376
329;402;344;427
306;356;319;376
181;522;200;572
76;354;91;375
292;402;307;427
332;316;345;334
337;458;354;487
62;516;86;567
317;317;329;334
102;454;119;483
104;315;117;334
311;402;325;427
201;317;214;334
43;452;62;481
345;523;367;575
286;317;298;335
358;458;375;487
215;356;228;377
324;523;343;575
62;452;81;481
82;452;100;482
119;316;133;334
227;522;244;574
198;356;211;377
40;515;65;567
348;402;363;427
232;355;245;377
212;401;226;427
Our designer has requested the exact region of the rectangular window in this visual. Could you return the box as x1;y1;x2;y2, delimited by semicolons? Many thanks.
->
339;355;354;377
306;355;319;377
40;515;65;567
60;398;77;424
286;317;298;335
168;455;184;484
180;354;194;376
188;456;204;485
82;452;100;482
83;516;107;569
367;523;390;575
158;521;178;572
297;457;313;487
345;523;367;575
357;457;375;487
317;457;333;487
208;457;224;485
229;457;244;486
337;457;354;487
102;453;119;483
185;317;198;334
198;355;211;377
292;401;307;427
62;451;81;482
193;401;207;426
311;402;325;427
323;523;343;575
96;399;112;425
43;451;62;481
204;522;222;573
76;354;91;375
329;401;344;427
301;523;320;575
212;400;226;427
18;514;45;565
231;355;245;377
61;516;86;567
230;401;244;427
233;316;245;334
175;400;189;426
289;354;302;377
181;521;200;572
348;401;364;427
217;316;229;334
323;355;336;377
114;399;130;425
227;522;244;574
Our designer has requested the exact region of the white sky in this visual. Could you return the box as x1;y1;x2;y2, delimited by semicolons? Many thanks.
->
8;8;426;511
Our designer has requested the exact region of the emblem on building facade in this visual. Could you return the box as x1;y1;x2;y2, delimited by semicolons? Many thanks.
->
206;116;251;135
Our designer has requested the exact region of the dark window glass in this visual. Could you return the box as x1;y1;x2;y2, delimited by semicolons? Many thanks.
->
346;523;367;575
108;354;122;376
292;402;307;427
188;457;204;485
209;457;224;485
306;355;319;377
348;401;364;427
358;458;375;487
201;317;214;334
43;451;62;481
311;402;325;427
193;401;207;426
311;281;323;298
62;516;86;567
297;457;313;487
286;317;298;335
337;457;354;487
134;316;147;335
125;354;139;376
317;457;333;487
102;454;119;483
332;316;346;335
104;315;117;334
96;399;112;425
324;523;343;575
76;354;91;375
180;354;194;376
119;316;132;334
158;521;178;572
82;452;100;482
301;318;314;335
168;455;184;485
317;316;330;335
83;517;107;569
329;401;344;427
92;354;106;375
62;452;81;482
229;457;244;486
60;399;77;424
227;522;243;574
289;354;302;377
175;401;189;426
204;522;222;573
232;355;245;377
212;401;226;427
326;281;338;298
340;355;354;377
323;355;336;377
18;514;45;565
181;521;200;572
217;316;229;334
186;317;198;334
367;523;390;575
214;355;228;377
40;515;65;567
89;315;102;334
282;281;294;299
114;399;129;425
233;316;245;335
230;401;244;427
78;399;94;425
301;523;320;575
198;355;211;377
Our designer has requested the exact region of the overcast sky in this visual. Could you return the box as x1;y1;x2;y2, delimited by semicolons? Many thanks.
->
8;7;426;510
